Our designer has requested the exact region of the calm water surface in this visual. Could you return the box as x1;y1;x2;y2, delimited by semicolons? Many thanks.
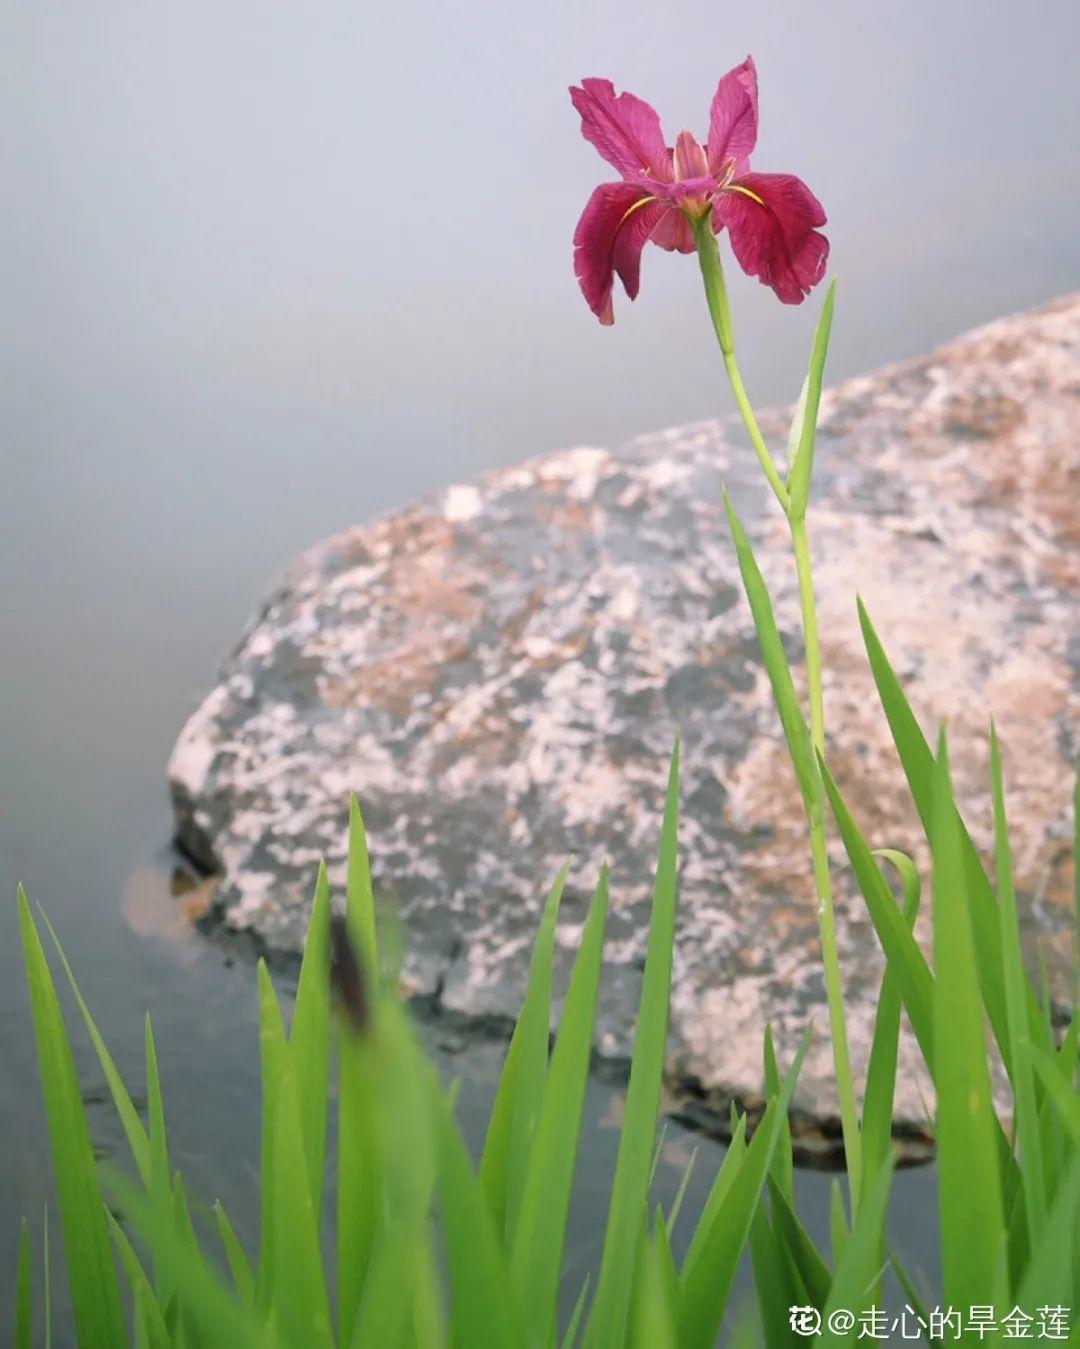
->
2;0;1075;1334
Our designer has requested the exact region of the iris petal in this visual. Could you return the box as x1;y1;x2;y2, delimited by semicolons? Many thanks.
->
573;183;667;324
707;57;759;176
713;171;828;304
570;79;673;183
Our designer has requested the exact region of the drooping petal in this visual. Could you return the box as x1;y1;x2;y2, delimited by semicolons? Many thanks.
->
707;56;758;175
573;182;667;324
713;172;828;304
673;129;709;181
649;210;696;254
570;79;673;183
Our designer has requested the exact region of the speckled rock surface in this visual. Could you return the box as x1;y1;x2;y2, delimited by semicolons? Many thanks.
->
170;295;1079;1149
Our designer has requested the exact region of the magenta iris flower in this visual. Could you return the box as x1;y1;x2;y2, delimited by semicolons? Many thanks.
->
571;58;829;323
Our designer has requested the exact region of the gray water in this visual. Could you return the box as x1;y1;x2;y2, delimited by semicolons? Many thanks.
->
2;0;1075;1335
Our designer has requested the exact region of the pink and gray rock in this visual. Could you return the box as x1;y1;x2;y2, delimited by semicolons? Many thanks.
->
170;295;1079;1154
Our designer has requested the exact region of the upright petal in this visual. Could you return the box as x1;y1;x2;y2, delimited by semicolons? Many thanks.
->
713;172;829;304
570;79;672;183
707;57;758;175
573;182;667;324
673;129;709;181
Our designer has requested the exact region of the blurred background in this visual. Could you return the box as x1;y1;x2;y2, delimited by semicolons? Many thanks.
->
1;0;1077;1328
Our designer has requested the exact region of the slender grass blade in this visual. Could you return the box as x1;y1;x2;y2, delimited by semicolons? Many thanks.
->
510;868;609;1349
1016;1154;1080;1311
107;1169;265;1348
1029;1043;1080;1142
213;1200;255;1306
767;1180;832;1307
479;862;570;1241
17;889;128;1348
14;1217;31;1349
270;1056;333;1345
338;803;383;1343
858;600;1044;1064
144;1015;175;1308
991;727;1048;1250
289;860;332;1221
678;1033;810;1349
862;849;921;1194
106;1210;172;1349
820;1157;894;1343
561;1276;591;1349
40;908;151;1189
632;1239;679;1349
821;765;934;1063
787;279;836;521
434;1084;522;1349
255;959;288;1313
931;732;1005;1310
585;742;680;1349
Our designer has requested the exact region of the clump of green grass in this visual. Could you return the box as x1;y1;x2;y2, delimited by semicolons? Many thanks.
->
12;659;1079;1344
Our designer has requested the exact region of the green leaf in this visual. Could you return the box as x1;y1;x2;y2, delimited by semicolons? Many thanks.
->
348;1004;436;1349
1016;1153;1080;1310
678;1033;810;1349
632;1235;678;1349
270;1055;333;1345
510;867;609;1349
784;374;809;480
14;1218;31;1349
561;1280;591;1349
820;1157;895;1343
106;1209;173;1349
888;1246;931;1330
991;726;1048;1251
767;1180;832;1308
213;1201;255;1306
433;1084;522;1349
930;731;1005;1310
18;889;128;1348
42;1205;51;1349
289;860;332;1221
1029;1042;1080;1142
479;861;570;1241
680;1113;747;1286
724;494;819;814
749;1205;797;1349
786;278;836;521
586;741;680;1349
763;1026;794;1204
106;1169;265;1349
337;800;384;1344
665;1145;698;1237
820;764;935;1064
336;1030;382;1346
347;794;378;981
862;849;921;1196
829;1181;849;1270
39;908;151;1189
255;959;288;1314
858;600;1043;1066
144;1015;175;1309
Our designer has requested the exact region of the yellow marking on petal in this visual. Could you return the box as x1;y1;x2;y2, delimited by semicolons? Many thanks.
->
727;183;765;206
617;195;658;229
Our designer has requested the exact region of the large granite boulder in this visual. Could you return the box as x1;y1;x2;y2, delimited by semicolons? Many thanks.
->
170;296;1079;1149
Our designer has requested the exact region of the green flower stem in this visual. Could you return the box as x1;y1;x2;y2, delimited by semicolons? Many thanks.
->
693;217;862;1211
693;223;790;514
791;517;826;757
